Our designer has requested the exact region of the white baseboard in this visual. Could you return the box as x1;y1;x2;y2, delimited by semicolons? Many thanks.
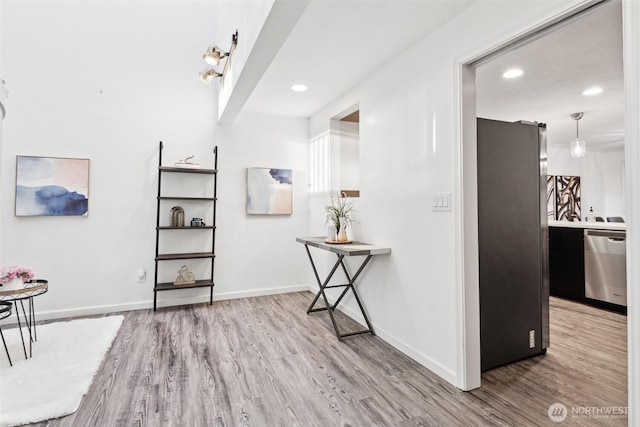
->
307;284;458;386
213;284;309;301
0;283;310;325
9;300;151;323
371;323;458;386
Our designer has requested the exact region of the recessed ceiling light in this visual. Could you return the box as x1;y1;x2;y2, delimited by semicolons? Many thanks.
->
502;68;524;79
290;84;309;92
582;86;603;96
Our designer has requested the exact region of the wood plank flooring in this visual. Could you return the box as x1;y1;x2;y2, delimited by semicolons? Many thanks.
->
26;293;627;426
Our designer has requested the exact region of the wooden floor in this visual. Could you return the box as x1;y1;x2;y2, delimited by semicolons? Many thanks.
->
28;292;627;426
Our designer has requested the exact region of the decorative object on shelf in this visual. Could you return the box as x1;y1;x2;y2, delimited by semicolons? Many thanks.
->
169;206;185;227
337;217;349;242
585;206;597;222
326;223;336;242
200;30;238;84
569;112;586;158
174;265;196;285
324;239;353;245
325;192;354;243
0;278;25;292
190;217;206;227
174;155;200;169
246;168;293;215
15;156;89;217
0;265;35;289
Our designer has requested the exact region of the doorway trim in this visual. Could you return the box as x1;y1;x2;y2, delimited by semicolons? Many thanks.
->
454;2;638;420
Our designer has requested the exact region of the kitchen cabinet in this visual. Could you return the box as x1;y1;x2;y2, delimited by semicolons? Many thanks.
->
549;223;626;314
549;227;585;301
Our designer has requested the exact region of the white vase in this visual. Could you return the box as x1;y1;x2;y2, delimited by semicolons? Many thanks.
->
1;277;25;291
327;223;336;241
337;217;348;242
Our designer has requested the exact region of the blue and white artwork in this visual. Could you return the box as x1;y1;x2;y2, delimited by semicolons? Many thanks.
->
246;168;292;215
15;156;90;216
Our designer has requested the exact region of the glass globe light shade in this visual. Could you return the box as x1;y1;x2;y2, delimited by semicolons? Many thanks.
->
570;138;586;158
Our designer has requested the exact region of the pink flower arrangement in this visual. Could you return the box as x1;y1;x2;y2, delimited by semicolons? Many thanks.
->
0;265;35;284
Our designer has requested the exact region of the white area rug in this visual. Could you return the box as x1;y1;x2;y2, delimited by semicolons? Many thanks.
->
0;315;123;426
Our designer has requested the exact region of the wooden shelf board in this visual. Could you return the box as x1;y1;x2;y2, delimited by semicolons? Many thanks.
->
159;166;217;174
157;226;216;230
156;252;215;261
158;196;217;201
154;280;215;291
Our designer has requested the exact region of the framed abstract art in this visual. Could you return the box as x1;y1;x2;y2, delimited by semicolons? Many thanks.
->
246;168;292;215
15;156;90;216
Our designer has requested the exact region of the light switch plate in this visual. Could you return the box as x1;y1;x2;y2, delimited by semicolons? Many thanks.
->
432;192;452;212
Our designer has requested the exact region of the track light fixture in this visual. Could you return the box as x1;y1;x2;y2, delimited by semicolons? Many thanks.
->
199;68;223;84
203;45;226;67
199;30;238;84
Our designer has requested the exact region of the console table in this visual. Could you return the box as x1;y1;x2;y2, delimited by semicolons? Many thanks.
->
0;279;48;359
296;237;391;341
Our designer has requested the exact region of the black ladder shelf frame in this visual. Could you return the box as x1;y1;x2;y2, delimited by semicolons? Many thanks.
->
153;141;218;311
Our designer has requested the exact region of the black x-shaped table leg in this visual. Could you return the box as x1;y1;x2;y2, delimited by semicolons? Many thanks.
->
304;244;375;341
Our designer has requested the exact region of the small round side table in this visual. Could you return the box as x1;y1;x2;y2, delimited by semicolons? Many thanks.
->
0;279;48;360
0;301;13;366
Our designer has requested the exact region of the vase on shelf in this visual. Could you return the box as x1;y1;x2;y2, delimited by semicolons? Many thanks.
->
337;217;348;242
0;277;25;291
327;224;336;241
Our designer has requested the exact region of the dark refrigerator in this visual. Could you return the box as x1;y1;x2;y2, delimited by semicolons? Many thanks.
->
477;118;549;372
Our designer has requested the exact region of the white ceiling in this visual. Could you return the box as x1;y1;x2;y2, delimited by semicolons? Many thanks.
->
476;0;624;151
242;0;475;117
242;0;623;152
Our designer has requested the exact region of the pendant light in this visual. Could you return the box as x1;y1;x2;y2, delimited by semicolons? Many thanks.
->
570;112;586;158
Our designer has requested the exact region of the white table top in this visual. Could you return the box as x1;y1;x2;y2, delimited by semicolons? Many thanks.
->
549;220;626;231
296;237;391;256
0;279;48;301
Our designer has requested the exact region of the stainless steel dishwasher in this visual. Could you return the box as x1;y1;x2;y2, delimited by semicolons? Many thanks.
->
584;229;627;306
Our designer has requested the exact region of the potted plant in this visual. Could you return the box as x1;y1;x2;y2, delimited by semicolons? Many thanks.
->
325;193;354;242
0;265;35;290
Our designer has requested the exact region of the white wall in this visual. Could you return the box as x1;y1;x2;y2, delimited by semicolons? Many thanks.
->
0;0;2;73
339;121;359;192
548;145;626;219
309;0;598;387
0;1;309;319
604;149;625;218
214;111;310;300
0;0;5;265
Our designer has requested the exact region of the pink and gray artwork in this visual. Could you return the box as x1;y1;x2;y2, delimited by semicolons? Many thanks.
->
15;156;89;216
246;167;292;215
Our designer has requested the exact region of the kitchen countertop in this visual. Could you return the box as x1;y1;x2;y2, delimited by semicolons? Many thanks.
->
548;220;626;231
